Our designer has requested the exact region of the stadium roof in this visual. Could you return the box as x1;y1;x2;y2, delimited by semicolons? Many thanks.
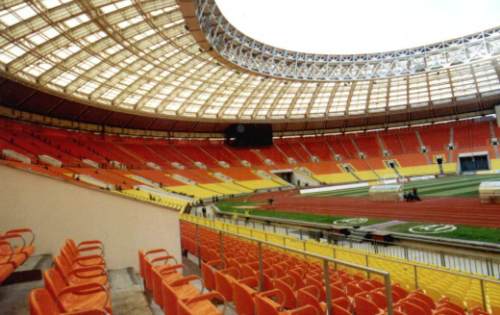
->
0;0;499;126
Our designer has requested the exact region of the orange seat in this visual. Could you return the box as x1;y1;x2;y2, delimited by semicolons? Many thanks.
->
255;289;316;315
214;267;239;302
29;287;108;315
434;308;464;315
274;275;298;309
61;241;105;269
141;248;177;292
400;300;428;315
233;276;259;315
151;263;184;307
162;275;201;315
43;268;111;314
54;256;108;288
5;228;36;257
177;291;226;315
332;304;351;315
201;259;224;291
0;234;29;267
436;300;466;315
354;295;383;315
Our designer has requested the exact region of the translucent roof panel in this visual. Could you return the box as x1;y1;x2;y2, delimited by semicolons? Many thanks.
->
0;0;499;123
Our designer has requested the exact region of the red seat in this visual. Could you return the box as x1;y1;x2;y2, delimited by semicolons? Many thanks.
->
151;262;184;307
43;268;111;314
162;275;201;315
354;295;383;315
177;292;226;315
214;267;239;302
274;275;298;309
233;276;259;315
54;256;108;288
255;289;316;315
29;288;108;315
201;259;225;291
4;228;36;257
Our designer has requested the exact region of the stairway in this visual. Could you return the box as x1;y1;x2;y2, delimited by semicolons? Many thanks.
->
415;130;432;164
448;127;454;163
488;121;499;158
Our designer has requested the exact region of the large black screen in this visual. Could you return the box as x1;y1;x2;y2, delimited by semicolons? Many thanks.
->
224;124;273;147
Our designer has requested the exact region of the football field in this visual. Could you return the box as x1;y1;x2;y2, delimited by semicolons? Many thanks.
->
219;175;500;243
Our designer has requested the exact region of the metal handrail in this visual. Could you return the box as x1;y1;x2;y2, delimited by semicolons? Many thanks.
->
184;215;394;315
185;214;500;312
214;210;500;277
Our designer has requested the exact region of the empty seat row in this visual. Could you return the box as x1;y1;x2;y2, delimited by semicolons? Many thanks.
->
0;228;35;284
29;239;111;315
138;247;226;315
180;221;493;315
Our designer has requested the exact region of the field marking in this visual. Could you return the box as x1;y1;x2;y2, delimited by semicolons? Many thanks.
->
409;224;457;234
333;217;369;225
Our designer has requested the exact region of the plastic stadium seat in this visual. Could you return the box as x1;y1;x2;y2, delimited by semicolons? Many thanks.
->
233;276;259;315
177;292;226;315
201;259;225;291
29;288;109;315
61;240;105;269
54;256;108;288
162;275;202;315
436;300;466;315
470;307;490;315
0;233;29;267
354;295;384;315
400;300;429;315
434;308;465;315
408;291;436;309
255;289;316;315
274;275;300;309
4;228;36;257
43;268;111;314
140;248;176;291
214;267;240;301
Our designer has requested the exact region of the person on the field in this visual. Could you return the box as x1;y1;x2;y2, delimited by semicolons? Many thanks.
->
412;188;421;201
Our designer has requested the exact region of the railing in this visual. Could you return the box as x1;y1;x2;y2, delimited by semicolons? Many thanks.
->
182;214;500;314
182;215;395;315
210;209;500;278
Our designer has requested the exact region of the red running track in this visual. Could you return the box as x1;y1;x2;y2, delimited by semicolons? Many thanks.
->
239;190;500;228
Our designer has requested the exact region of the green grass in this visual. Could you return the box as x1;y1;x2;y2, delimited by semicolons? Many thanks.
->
387;222;500;244
217;201;384;226
306;174;500;198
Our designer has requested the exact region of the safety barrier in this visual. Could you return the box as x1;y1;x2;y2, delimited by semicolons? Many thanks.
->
181;214;500;314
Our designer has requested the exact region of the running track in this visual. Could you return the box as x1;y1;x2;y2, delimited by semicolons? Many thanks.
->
239;190;500;228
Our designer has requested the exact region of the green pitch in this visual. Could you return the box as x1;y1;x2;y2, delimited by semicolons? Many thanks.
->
217;175;500;244
306;174;500;198
387;222;500;244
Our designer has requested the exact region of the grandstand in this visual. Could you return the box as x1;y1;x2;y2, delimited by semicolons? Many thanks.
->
1;1;500;315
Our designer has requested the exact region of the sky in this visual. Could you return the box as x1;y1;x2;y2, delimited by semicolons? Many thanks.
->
215;0;500;54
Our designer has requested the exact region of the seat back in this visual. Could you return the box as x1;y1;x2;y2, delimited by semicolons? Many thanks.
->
233;281;256;315
332;304;351;315
401;300;428;315
44;268;67;297
274;277;296;309
29;288;60;315
296;288;322;315
201;262;217;291
54;256;72;281
255;294;280;315
354;295;382;315
214;270;235;301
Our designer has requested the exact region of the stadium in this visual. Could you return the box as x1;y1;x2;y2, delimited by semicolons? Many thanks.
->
0;0;499;314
